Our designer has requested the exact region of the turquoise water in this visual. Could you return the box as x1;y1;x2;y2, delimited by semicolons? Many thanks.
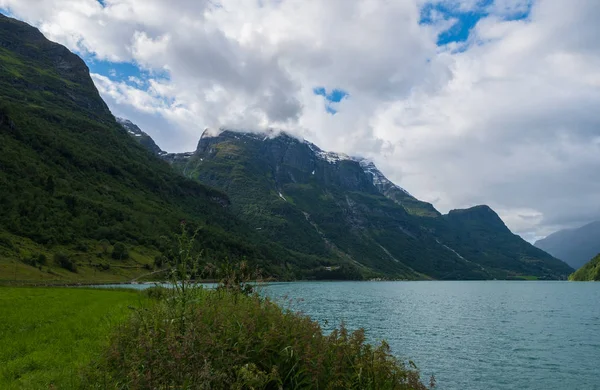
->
261;281;600;390
100;281;600;389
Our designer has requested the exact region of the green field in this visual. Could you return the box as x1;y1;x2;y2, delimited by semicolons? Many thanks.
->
0;287;145;389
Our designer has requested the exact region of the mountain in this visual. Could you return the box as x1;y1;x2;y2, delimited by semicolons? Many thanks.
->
154;129;573;280
116;117;165;156
535;221;600;269
1;13;569;282
569;254;600;281
441;206;571;278
0;14;321;282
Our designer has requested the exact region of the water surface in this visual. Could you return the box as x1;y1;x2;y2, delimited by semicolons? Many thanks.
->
261;281;600;390
102;281;600;389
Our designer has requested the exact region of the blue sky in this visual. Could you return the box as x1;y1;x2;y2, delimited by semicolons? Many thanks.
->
313;87;349;114
420;0;532;45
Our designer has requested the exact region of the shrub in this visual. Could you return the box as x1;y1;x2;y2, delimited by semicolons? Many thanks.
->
88;290;431;389
23;256;37;267
53;253;77;273
143;286;171;300
153;255;165;268
75;242;88;252
111;242;129;260
37;253;47;265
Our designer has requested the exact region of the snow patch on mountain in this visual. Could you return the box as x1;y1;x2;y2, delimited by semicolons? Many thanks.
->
304;141;352;164
357;159;412;197
303;139;411;197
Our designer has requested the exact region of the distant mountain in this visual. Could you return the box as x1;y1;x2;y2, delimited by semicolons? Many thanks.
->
570;254;600;281
535;221;600;269
442;206;571;278
150;128;573;280
117;117;165;156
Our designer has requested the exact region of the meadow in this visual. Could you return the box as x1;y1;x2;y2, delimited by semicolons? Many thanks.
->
0;287;146;389
1;284;431;389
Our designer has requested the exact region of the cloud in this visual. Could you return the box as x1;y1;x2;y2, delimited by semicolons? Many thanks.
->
2;0;600;241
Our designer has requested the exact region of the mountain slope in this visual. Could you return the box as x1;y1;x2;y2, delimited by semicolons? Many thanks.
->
441;206;573;278
535;221;600;269
0;14;321;282
116;117;165;156
161;129;572;280
570;254;600;281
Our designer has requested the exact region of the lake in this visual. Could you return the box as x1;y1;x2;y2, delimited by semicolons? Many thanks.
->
104;281;600;389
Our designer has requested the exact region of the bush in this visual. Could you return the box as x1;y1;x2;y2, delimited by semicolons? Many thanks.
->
153;255;165;268
53;253;77;273
75;242;88;252
143;286;171;301
37;253;47;265
88;289;431;389
111;242;129;260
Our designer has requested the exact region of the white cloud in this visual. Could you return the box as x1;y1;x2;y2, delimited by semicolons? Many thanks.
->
2;0;600;240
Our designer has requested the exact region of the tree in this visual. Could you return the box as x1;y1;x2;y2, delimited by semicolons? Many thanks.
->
111;242;129;260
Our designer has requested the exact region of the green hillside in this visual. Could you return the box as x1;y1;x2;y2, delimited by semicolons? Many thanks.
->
0;14;323;282
569;254;600;281
438;206;573;279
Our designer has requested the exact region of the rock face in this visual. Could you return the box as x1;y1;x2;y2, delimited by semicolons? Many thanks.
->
535;221;600;269
117;118;165;156
157;129;573;280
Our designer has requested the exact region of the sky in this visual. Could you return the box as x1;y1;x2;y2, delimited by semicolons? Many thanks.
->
1;0;599;242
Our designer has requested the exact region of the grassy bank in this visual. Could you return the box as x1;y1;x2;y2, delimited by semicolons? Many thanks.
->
0;287;146;389
2;283;431;389
86;285;431;389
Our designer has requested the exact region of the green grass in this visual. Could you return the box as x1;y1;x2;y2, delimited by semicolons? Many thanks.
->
0;287;146;389
0;232;160;284
89;286;431;389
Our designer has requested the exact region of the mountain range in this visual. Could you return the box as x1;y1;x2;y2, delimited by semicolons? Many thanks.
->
142;128;571;280
0;13;573;281
534;221;600;270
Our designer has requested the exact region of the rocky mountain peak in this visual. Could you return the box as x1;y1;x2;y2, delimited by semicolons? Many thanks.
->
116;117;165;156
